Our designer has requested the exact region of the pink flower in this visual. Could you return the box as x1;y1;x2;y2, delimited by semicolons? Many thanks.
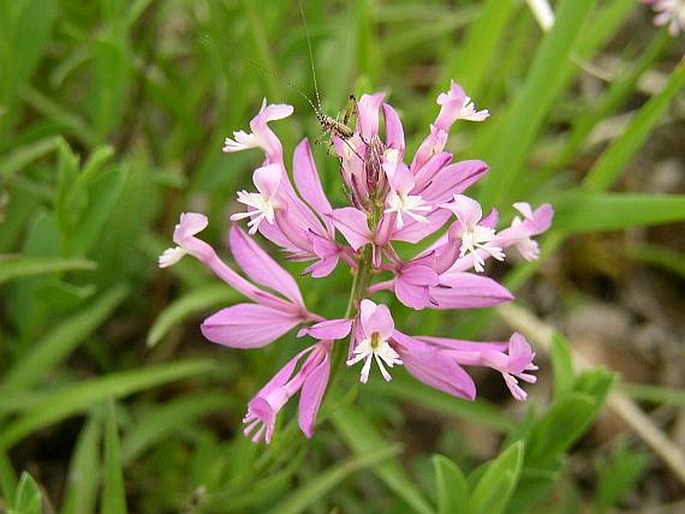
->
345;300;479;400
495;202;554;261
418;333;538;400
159;213;320;349
223;99;293;164
230;164;282;234
243;341;332;443
435;80;490;130
439;194;505;272
163;81;555;443
643;0;685;36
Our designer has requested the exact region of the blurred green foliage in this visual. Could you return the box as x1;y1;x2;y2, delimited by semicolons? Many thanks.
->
0;0;683;512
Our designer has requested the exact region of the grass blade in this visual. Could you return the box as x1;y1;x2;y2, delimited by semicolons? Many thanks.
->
583;58;685;191
479;0;596;207
0;257;96;285
0;359;219;450
61;414;102;514
330;404;434;514
267;445;402;514
101;401;127;514
3;285;129;390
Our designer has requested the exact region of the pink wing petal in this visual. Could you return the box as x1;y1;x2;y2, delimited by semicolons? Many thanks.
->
383;103;405;151
173;212;209;243
357;92;386;141
298;319;352;340
326;208;372;250
395;280;432;310
419;160;488;203
299;343;332;438
431;272;514;309
446;194;482;227
294;139;333;220
229;225;305;308
393;331;476;400
392;208;452;244
201;303;301;348
262;103;294;122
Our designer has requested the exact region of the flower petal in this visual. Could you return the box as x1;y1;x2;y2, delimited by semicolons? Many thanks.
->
201;303;301;348
326;208;372;250
360;300;394;340
294;139;333;220
298;319;352;340
383;103;405;151
431;272;514;309
419;160;488;203
393;331;476;400
299;343;332;437
357;92;386;141
229;225;305;307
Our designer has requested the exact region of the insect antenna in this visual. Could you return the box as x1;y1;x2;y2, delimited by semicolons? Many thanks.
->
297;0;324;116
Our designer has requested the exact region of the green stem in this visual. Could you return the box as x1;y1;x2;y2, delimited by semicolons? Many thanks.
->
332;243;374;381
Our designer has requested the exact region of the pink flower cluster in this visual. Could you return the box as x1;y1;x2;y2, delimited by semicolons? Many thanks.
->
160;81;553;444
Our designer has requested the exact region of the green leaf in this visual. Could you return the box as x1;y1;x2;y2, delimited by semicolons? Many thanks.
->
122;392;233;464
553;192;685;233
550;332;575;397
10;472;43;514
470;441;524;514
90;38;130;140
370;374;513;432
102;401;127;514
526;369;614;466
595;444;647;514
3;285;129;390
75;165;129;256
584;59;685;191
0;450;18;506
0;256;96;285
505;460;564;514
526;393;602;465
330;404;434;514
441;0;518;97
620;382;685;408
433;455;469;514
0;359;219;450
480;0;596;206
267;445;402;514
0;136;61;180
147;284;240;347
62;414;102;514
0;0;57;141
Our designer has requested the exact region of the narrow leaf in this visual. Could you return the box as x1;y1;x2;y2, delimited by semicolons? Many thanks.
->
470;441;524;514
330;405;434;514
553;192;685;233
0;359;219;450
147;284;239;347
550;332;575;397
101;401;127;514
3;285;129;390
268;445;402;514
10;472;43;514
433;455;469;514
0;257;96;285
62;415;102;514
